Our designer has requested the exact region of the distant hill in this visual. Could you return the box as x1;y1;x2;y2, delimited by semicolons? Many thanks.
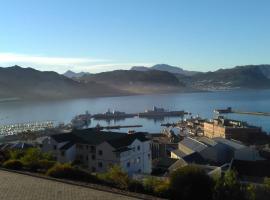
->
63;70;90;78
130;64;198;76
1;64;270;100
189;65;270;90
79;70;188;94
0;66;126;100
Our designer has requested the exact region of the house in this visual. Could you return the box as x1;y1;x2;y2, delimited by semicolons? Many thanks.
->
42;128;152;175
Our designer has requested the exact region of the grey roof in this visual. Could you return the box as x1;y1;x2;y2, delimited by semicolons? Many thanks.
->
107;132;149;149
51;128;125;145
171;149;187;157
51;129;149;149
59;142;74;150
197;137;217;147
180;137;208;152
182;152;206;164
154;157;178;169
213;137;246;150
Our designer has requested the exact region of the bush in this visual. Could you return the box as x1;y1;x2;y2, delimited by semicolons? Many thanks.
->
20;148;54;171
169;165;214;200
143;177;169;197
46;163;98;183
9;149;25;160
38;159;56;171
2;160;23;170
102;165;130;189
153;180;170;198
213;170;247;200
128;179;145;193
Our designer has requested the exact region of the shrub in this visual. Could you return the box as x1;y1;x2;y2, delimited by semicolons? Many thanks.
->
143;177;169;197
153;180;170;198
103;165;130;189
0;150;10;165
2;160;23;170
38;159;56;171
169;165;214;200
20;148;54;171
9;149;25;160
128;179;145;193
46;163;98;183
213;170;247;200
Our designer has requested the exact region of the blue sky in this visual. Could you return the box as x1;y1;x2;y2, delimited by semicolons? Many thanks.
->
0;0;270;73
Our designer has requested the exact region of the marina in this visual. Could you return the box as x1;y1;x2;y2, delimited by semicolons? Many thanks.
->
0;121;54;136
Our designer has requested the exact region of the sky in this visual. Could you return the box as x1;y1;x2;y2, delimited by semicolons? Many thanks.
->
0;0;270;73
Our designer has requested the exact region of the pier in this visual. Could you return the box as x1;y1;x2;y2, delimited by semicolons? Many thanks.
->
214;107;270;116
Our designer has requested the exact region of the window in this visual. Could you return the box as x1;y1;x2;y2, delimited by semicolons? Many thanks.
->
91;154;96;160
98;150;103;156
92;167;96;172
137;157;140;163
126;162;130;168
148;153;151;159
137;145;140;151
86;155;88;161
98;162;103;168
90;146;96;153
61;151;65;156
53;145;57;150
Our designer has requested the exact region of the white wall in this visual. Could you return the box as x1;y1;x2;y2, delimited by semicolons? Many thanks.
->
120;139;152;175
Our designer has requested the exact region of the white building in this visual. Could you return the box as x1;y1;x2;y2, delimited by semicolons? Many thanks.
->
42;129;152;175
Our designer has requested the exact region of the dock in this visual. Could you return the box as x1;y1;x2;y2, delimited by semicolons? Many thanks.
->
214;107;270;116
97;125;143;130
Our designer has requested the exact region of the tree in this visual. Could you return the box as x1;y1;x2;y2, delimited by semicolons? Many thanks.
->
169;165;213;200
213;170;247;200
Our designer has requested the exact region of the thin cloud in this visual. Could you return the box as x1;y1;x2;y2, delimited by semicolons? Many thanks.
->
0;52;106;66
0;52;154;73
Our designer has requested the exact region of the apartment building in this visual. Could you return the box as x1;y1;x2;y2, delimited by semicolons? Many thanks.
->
42;128;152;175
204;117;262;142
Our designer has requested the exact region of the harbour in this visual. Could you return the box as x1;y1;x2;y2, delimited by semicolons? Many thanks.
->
0;90;270;134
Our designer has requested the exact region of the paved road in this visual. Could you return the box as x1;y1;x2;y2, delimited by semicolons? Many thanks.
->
0;170;140;200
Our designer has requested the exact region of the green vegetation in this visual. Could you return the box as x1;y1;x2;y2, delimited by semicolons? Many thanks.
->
170;165;213;200
46;163;98;183
213;170;247;200
1;148;270;200
2;160;23;170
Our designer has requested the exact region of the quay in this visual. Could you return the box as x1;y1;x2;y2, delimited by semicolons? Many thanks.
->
214;107;270;116
97;125;143;130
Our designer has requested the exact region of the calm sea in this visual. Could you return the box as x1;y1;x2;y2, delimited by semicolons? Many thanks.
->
0;90;269;133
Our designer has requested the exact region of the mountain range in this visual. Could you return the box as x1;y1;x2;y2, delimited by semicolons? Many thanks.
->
131;64;198;76
63;70;90;78
0;64;270;100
